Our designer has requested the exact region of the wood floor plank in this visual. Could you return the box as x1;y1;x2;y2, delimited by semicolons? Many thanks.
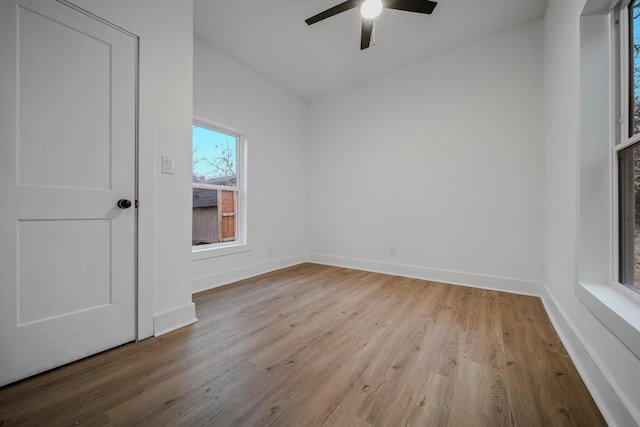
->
500;293;606;426
0;263;606;426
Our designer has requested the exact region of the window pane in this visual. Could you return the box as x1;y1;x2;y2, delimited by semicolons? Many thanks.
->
218;189;237;242
192;188;237;246
619;143;640;292
630;1;640;136
192;125;237;185
193;188;218;245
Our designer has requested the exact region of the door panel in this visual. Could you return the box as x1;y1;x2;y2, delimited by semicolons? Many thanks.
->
0;0;137;386
18;5;111;190
18;219;112;325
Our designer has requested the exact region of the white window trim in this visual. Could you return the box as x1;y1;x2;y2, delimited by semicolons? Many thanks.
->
191;117;250;260
577;283;640;357
577;1;640;361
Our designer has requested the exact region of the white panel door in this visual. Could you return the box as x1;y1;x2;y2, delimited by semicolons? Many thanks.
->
0;0;137;386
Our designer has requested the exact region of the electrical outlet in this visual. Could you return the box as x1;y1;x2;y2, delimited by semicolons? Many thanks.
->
267;248;273;257
390;246;397;256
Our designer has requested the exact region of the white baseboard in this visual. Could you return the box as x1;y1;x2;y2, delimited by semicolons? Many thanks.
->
540;285;639;427
307;253;543;296
192;254;307;294
153;302;197;337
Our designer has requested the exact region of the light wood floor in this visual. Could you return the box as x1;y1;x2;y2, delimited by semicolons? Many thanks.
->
0;263;605;426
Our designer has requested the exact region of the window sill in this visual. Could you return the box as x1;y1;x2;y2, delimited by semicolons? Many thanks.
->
192;242;251;260
577;282;640;359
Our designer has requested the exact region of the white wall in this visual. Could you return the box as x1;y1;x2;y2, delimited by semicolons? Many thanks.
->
191;39;308;291
544;0;640;425
68;0;196;336
307;20;545;295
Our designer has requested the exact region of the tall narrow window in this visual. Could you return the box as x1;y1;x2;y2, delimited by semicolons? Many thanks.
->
617;0;640;293
192;123;243;247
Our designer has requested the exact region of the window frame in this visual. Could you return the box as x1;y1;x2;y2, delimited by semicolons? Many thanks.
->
614;0;640;301
191;117;249;259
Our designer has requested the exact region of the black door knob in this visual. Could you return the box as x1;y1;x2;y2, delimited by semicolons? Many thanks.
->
117;199;132;209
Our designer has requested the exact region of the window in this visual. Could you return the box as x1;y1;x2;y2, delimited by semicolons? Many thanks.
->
574;0;640;366
617;0;640;294
192;121;245;250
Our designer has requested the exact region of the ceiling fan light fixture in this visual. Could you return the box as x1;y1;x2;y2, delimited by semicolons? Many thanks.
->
360;0;383;19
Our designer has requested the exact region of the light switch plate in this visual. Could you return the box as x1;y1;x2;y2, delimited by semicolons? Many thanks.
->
161;156;175;175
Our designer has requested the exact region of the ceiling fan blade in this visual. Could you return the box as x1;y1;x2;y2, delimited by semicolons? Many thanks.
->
361;18;374;50
385;0;437;14
305;0;361;25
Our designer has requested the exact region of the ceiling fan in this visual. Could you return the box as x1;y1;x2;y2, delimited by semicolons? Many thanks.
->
305;0;438;50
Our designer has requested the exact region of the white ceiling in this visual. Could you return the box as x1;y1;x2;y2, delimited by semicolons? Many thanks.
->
194;0;548;101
